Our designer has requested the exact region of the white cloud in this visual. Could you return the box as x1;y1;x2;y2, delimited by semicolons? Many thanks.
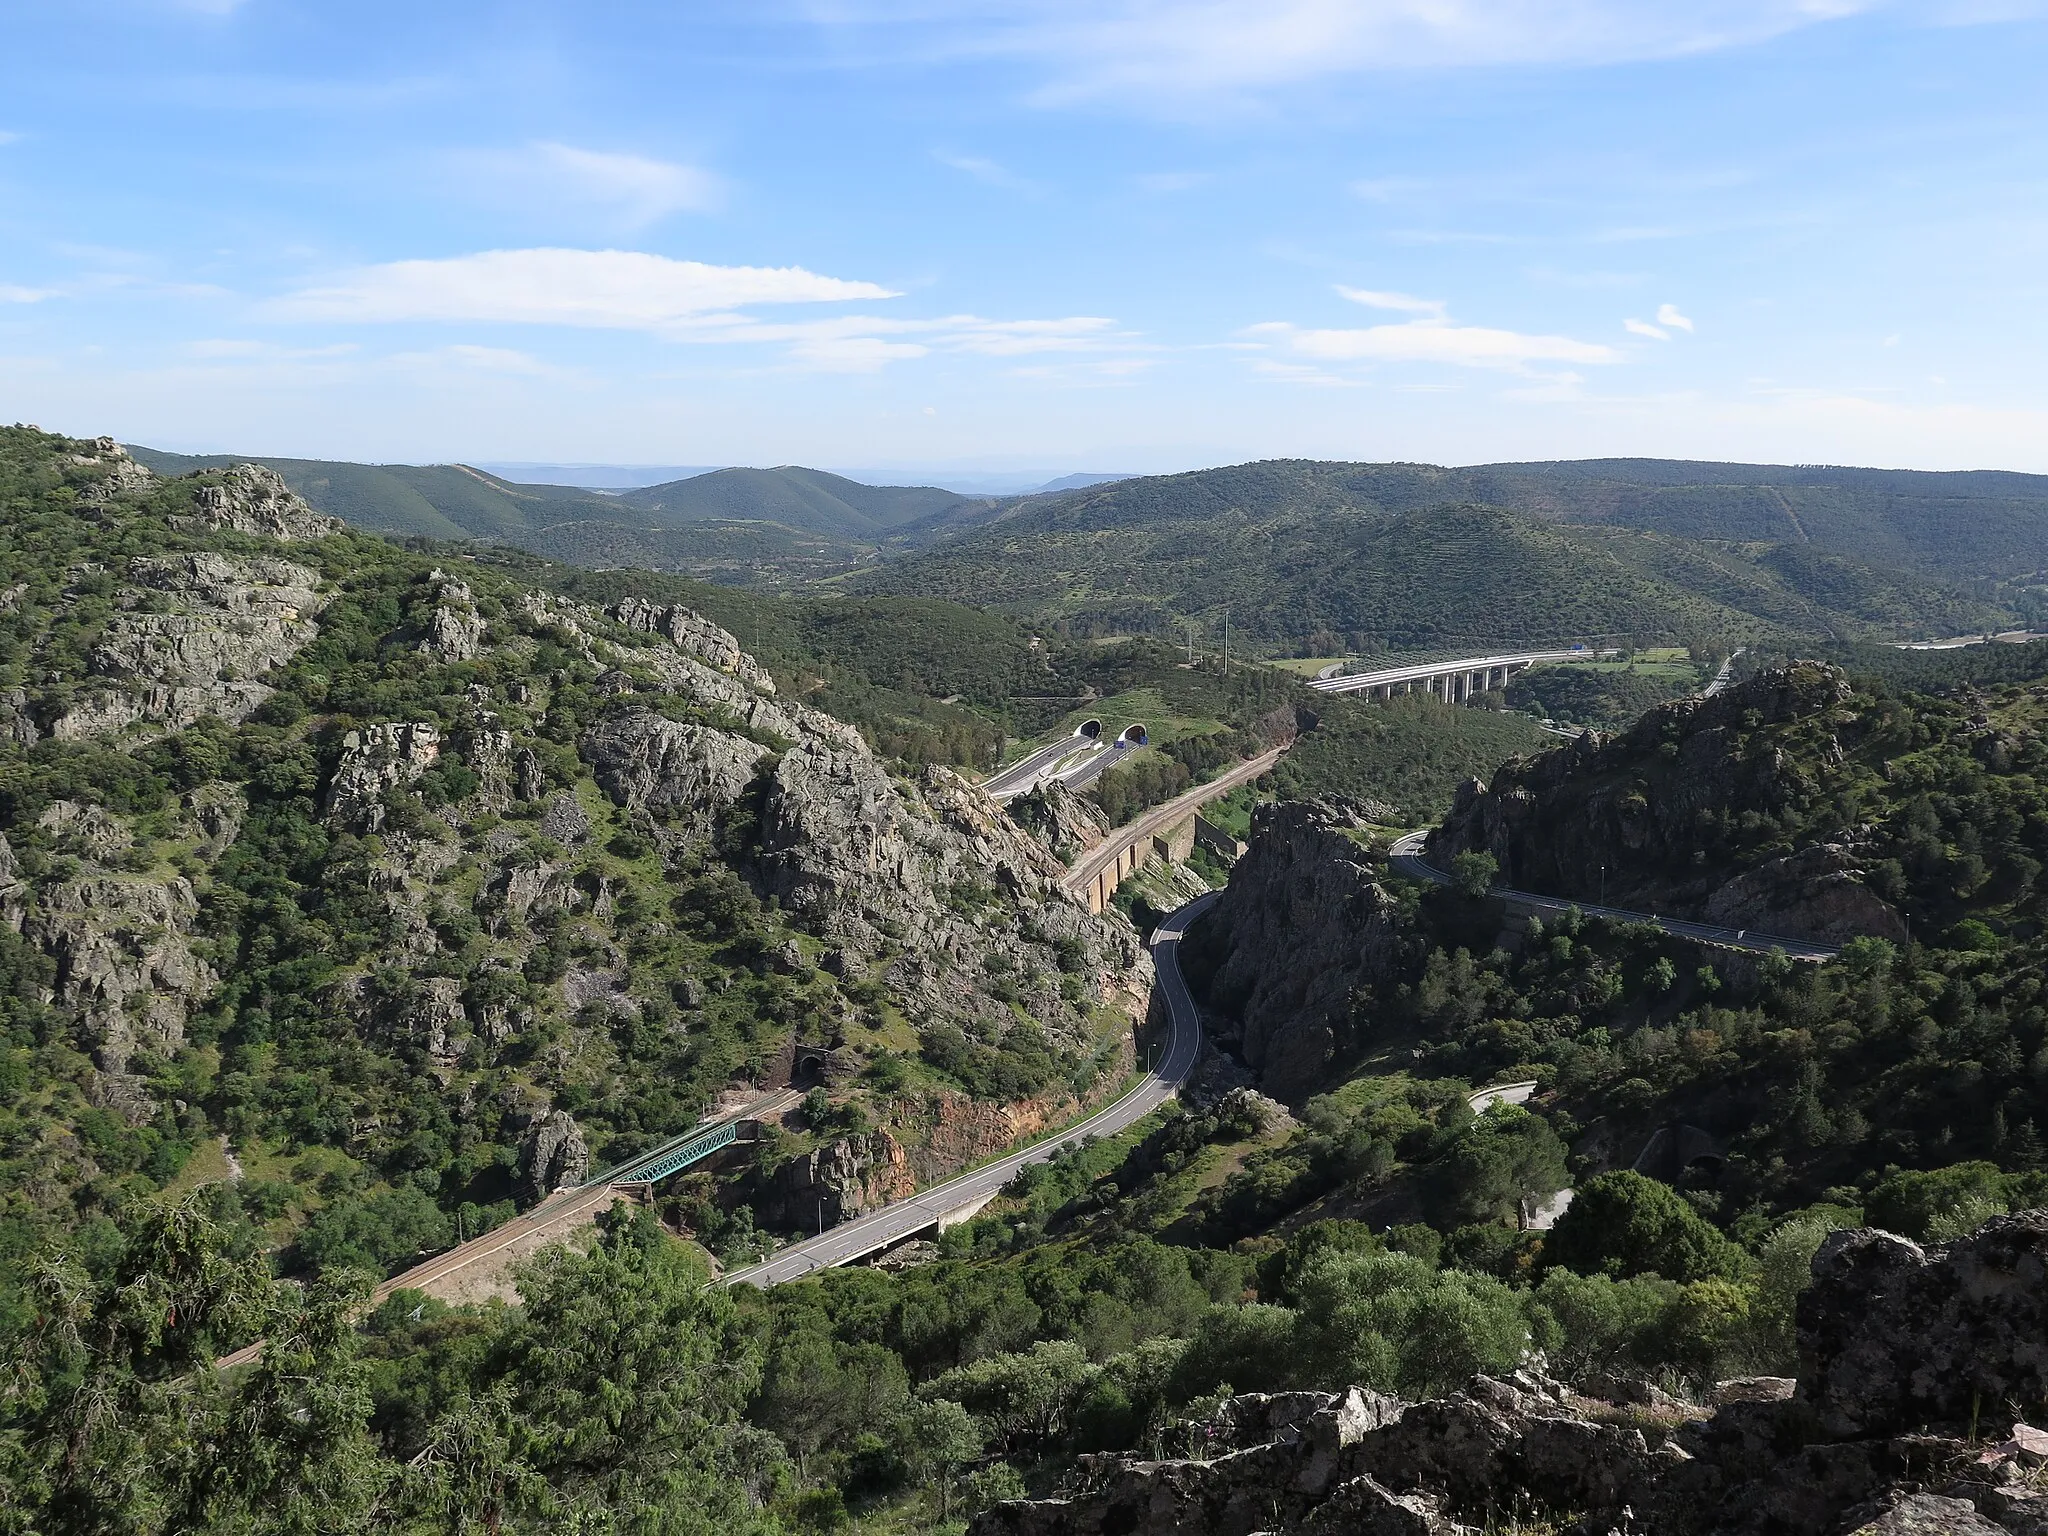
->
683;312;1130;372
1337;285;1445;316
810;2;1880;100
0;131;22;146
267;249;898;330
457;144;722;228
0;285;54;304
1625;317;1670;340
1255;318;1619;370
1657;303;1696;331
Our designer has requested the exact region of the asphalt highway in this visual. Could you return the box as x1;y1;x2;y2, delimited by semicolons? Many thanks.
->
1389;831;1842;962
1061;748;1284;901
983;732;1106;800
722;891;1218;1287
1310;649;1613;695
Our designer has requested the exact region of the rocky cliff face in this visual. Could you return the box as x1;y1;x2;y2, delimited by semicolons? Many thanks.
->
1430;664;1907;945
976;1211;2048;1536
1182;800;1405;1104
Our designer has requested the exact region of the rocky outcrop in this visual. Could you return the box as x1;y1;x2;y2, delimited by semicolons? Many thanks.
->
52;551;329;740
1429;664;1906;946
758;1131;917;1229
1007;779;1110;862
325;722;443;831
518;1110;590;1203
24;873;216;1079
608;597;775;691
1184;801;1404;1104
1798;1215;2048;1439
977;1211;2048;1536
176;463;342;540
418;570;485;662
580;711;765;833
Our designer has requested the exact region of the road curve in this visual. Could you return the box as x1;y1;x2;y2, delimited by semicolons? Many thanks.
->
723;891;1218;1287
983;732;1106;801
1389;831;1841;962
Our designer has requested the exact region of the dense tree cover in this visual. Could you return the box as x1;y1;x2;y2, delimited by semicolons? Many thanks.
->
1269;692;1550;820
1504;661;1699;728
0;1197;779;1536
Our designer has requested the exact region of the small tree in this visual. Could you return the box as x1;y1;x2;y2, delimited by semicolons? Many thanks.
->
889;1398;981;1520
1450;851;1499;900
1544;1171;1746;1284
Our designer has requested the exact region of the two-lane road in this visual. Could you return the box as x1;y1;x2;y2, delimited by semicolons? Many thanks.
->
723;892;1217;1287
1389;831;1840;961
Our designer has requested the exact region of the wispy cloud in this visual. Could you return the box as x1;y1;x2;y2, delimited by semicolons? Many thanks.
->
809;2;1880;102
1657;303;1696;332
1336;285;1446;317
0;131;22;147
933;150;1040;192
1625;317;1669;340
1244;306;1620;376
0;285;55;304
263;248;1133;375
266;249;897;329
455;143;722;228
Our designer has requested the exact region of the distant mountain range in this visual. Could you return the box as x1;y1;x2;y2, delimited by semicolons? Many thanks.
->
854;458;2048;650
125;447;2048;644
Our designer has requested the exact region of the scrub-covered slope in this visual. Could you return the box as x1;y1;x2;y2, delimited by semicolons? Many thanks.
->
0;428;1142;1304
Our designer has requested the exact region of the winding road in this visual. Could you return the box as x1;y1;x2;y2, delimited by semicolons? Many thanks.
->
722;891;1216;1287
1389;831;1841;961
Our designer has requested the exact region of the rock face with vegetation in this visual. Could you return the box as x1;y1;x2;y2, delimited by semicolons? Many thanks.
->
0;426;1144;1295
975;1211;2048;1536
1431;664;1917;944
1181;800;1404;1103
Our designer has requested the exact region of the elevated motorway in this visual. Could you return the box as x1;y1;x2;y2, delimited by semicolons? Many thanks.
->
724;892;1215;1287
1389;831;1840;962
1311;649;1613;702
1062;748;1284;913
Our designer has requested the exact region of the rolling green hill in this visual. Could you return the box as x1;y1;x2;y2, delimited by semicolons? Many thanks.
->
856;459;2020;650
613;464;968;536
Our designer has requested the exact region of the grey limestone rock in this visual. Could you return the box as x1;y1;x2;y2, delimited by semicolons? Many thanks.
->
580;710;764;833
608;597;775;691
1798;1215;2048;1439
419;571;486;661
25;872;216;1075
178;463;342;540
52;551;328;740
539;791;592;847
325;722;443;832
518;1109;590;1203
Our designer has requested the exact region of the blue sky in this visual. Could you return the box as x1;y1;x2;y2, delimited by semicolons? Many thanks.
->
2;0;2045;476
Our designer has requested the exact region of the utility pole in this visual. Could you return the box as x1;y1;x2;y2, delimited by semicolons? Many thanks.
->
1223;606;1231;678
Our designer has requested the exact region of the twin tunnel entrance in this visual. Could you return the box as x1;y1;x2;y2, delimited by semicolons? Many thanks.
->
1075;719;1148;746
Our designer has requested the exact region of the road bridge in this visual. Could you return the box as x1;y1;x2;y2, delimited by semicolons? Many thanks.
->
1310;649;1613;703
1062;748;1284;913
723;892;1215;1287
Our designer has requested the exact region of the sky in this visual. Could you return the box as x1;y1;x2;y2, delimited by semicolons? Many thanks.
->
2;0;2046;478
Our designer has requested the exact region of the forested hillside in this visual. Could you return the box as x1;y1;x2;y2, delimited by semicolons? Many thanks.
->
858;461;2014;650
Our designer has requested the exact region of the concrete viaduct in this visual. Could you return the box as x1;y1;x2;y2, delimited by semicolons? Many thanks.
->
1309;649;1612;703
1061;748;1282;914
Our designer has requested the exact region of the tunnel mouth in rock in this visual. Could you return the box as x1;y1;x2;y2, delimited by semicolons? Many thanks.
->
1119;723;1149;746
1077;718;1102;739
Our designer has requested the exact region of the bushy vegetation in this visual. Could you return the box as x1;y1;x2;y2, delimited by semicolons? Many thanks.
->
1270;692;1550;819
